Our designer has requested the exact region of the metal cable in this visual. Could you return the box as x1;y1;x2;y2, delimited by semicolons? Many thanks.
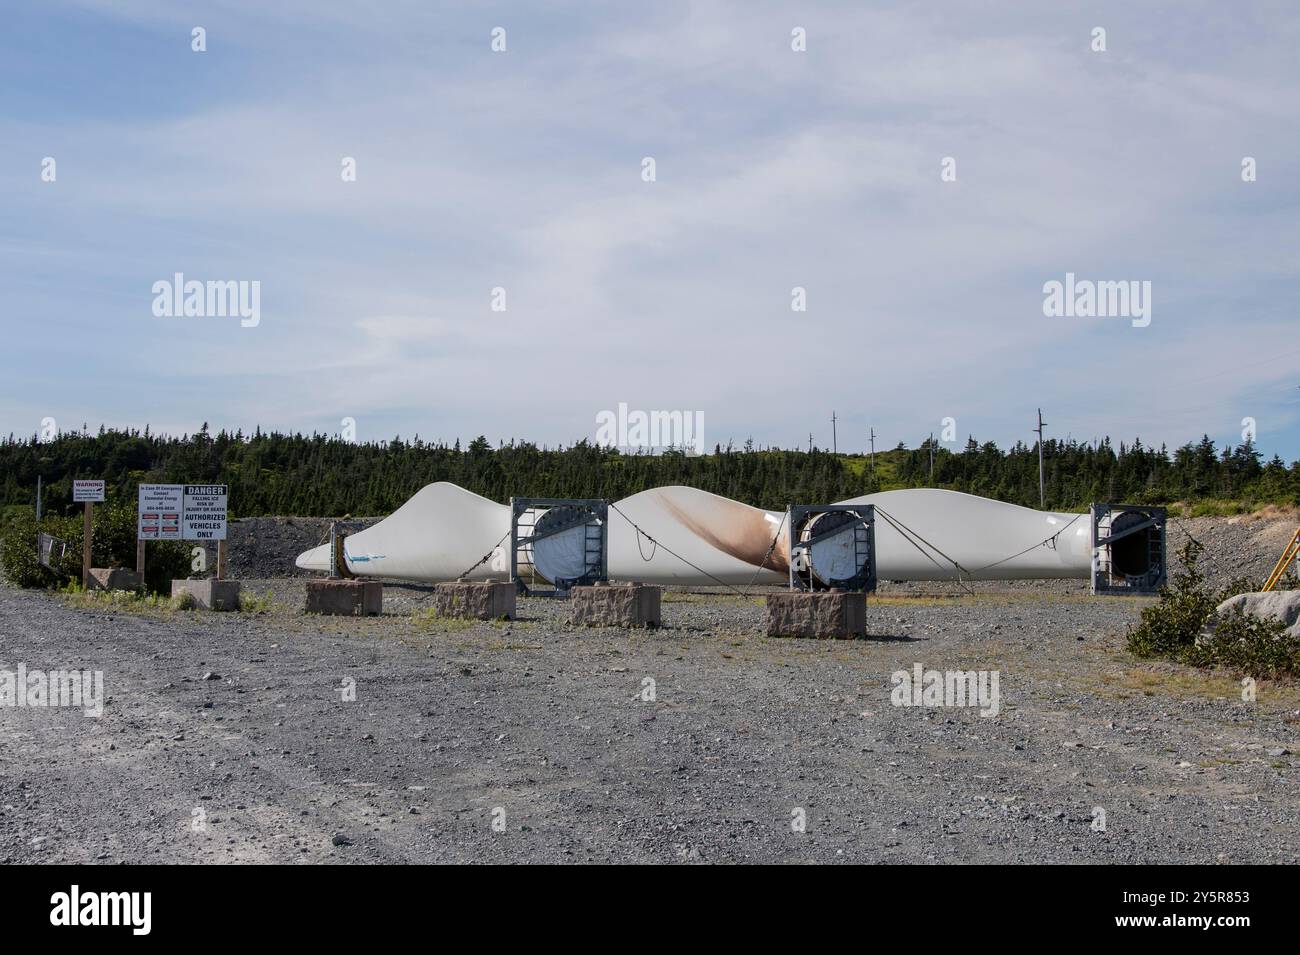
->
608;501;747;597
966;513;1084;574
743;510;788;595
454;529;511;581
872;505;975;595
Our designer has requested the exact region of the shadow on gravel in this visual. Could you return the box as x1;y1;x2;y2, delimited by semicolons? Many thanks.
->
768;632;925;643
865;632;926;643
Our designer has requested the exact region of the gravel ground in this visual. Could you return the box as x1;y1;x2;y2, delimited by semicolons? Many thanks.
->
2;570;1298;864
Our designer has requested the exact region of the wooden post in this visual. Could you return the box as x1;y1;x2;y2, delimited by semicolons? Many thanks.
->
136;538;146;575
82;501;93;590
1035;408;1047;509
216;539;228;580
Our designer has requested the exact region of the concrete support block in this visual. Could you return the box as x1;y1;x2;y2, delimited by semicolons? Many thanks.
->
765;590;866;638
570;582;662;629
432;580;516;620
305;579;383;616
172;578;242;611
88;568;143;592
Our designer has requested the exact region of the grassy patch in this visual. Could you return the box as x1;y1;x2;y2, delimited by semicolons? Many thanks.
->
1097;666;1246;701
238;589;275;613
57;583;176;615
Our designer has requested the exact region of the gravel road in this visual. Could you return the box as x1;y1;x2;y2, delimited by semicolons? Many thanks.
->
2;573;1298;864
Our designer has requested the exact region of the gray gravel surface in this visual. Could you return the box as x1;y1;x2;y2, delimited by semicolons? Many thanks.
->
2;572;1298;864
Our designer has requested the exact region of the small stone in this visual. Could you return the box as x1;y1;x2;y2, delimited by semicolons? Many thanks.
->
332;833;352;846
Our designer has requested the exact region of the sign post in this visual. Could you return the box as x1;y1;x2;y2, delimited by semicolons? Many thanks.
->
73;480;105;589
182;484;228;579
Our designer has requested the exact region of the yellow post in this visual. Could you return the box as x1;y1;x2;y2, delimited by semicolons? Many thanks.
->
1262;527;1300;593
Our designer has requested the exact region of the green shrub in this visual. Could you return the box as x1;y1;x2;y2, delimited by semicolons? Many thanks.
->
1127;541;1300;677
0;509;78;588
0;503;190;594
1125;541;1219;657
1184;605;1299;676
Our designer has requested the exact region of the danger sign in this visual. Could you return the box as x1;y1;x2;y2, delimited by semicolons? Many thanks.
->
182;485;227;541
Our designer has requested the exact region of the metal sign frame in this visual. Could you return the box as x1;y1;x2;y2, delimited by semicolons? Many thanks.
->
1089;503;1167;595
327;519;369;579
787;503;877;593
37;532;71;574
509;497;608;596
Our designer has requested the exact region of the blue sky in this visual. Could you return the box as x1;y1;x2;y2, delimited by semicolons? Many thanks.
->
3;1;1298;460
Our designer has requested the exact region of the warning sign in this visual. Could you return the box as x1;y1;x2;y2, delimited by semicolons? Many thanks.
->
73;480;105;502
182;485;228;541
138;484;184;540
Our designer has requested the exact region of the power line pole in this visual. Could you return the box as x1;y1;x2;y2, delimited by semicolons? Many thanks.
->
831;411;837;454
1034;408;1047;508
928;432;935;482
869;427;876;475
808;432;813;453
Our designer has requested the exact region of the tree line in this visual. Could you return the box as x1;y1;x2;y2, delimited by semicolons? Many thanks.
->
1;426;1295;519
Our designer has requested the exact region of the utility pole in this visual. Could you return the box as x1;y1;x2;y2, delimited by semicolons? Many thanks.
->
808;432;813;453
831;411;837;454
35;475;42;522
869;427;876;475
928;432;935;482
1034;408;1047;509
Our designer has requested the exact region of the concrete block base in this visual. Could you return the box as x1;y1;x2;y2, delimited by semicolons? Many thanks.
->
433;580;516;620
765;590;866;638
88;568;143;592
570;582;662;629
172;578;242;611
305;579;383;616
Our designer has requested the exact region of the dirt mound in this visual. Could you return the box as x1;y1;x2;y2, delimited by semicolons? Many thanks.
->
203;517;380;579
1168;513;1298;590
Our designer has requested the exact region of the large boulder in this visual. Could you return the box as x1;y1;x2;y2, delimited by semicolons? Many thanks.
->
1212;591;1300;638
